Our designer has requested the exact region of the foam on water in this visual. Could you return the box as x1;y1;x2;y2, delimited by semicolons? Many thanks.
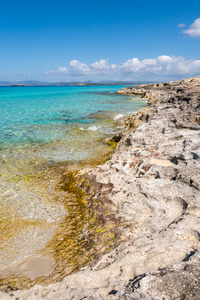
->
114;113;124;120
87;125;100;131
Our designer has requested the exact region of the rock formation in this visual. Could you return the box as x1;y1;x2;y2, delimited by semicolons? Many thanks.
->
1;76;200;299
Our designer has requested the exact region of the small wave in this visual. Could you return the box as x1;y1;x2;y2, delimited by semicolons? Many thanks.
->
114;114;124;121
87;125;100;131
80;125;100;131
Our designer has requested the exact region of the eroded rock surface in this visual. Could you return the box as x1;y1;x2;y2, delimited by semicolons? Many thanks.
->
1;76;200;299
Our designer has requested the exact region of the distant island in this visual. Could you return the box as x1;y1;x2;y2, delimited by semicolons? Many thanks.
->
0;80;155;87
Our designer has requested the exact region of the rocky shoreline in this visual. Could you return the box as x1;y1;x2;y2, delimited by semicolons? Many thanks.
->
1;76;200;299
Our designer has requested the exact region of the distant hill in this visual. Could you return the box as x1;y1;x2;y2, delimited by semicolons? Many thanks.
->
0;80;51;86
0;80;155;87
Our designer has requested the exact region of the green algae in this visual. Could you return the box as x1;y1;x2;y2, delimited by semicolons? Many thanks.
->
0;140;121;291
47;170;119;270
0;169;120;291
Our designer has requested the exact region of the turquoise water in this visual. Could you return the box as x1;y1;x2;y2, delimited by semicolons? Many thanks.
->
0;85;146;152
0;85;148;284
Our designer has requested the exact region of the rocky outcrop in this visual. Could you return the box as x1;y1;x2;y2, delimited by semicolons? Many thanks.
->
117;250;200;299
1;76;200;299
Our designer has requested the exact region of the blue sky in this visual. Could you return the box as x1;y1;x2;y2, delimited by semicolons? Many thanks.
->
1;0;200;82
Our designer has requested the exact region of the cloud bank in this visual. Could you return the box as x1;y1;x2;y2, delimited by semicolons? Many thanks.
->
183;18;200;38
44;56;200;80
69;59;117;75
120;56;200;76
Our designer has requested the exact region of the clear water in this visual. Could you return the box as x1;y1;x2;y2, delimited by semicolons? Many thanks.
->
0;85;146;151
0;85;148;286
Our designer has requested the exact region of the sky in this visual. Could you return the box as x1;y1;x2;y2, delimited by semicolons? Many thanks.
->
1;0;200;82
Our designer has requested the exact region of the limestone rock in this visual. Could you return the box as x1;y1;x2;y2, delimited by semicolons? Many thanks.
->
0;75;200;299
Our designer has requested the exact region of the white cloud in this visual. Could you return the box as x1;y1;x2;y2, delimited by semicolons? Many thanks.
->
183;18;200;38
90;59;117;74
58;67;68;74
44;67;68;75
178;23;186;28
120;55;200;77
69;59;117;76
69;60;91;75
44;59;117;77
44;56;200;79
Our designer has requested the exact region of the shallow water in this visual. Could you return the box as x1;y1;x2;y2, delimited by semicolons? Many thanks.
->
0;85;147;289
0;85;145;149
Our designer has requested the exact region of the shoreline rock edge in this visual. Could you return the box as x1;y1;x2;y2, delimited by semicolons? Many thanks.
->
1;75;200;299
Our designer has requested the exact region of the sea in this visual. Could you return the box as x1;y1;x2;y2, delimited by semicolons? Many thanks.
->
0;85;147;288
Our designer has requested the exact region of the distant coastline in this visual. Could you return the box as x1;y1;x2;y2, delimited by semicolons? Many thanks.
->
0;80;154;87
